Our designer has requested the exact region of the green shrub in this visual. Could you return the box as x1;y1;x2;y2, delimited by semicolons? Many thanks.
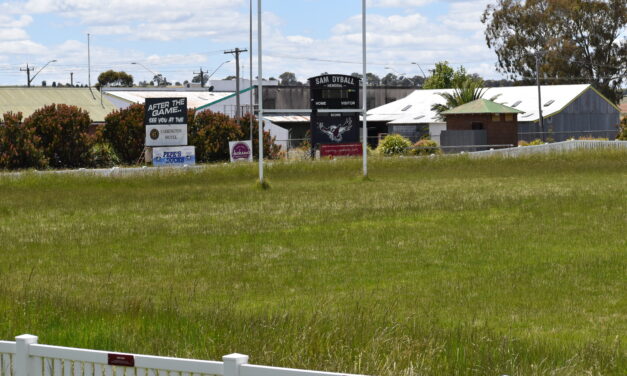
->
0;112;48;169
89;143;120;168
376;134;411;156
24;104;94;168
518;140;530;146
529;139;546;146
102;104;145;164
411;139;440;156
189;110;244;162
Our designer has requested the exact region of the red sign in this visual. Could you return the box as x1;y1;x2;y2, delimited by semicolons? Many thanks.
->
320;143;363;157
108;354;135;367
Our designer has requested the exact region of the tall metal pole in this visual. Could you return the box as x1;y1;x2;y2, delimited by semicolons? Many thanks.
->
257;0;264;183
249;0;254;142
362;0;368;177
535;51;545;141
87;34;91;88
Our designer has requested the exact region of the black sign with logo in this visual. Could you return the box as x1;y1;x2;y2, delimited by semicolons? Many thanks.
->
309;75;360;145
311;113;359;145
144;98;188;126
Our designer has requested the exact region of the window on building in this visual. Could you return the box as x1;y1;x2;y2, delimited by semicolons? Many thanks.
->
505;114;514;122
492;114;500;121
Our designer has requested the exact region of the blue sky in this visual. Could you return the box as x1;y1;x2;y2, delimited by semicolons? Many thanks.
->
0;0;503;86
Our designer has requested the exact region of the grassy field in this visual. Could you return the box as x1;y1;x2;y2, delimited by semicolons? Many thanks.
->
0;150;625;375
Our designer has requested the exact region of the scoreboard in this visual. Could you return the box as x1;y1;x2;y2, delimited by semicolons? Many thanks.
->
309;74;360;146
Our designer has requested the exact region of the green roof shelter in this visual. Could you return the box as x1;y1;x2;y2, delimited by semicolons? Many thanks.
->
0;87;117;123
440;98;523;149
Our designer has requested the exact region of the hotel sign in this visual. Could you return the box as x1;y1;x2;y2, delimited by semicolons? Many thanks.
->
144;98;188;147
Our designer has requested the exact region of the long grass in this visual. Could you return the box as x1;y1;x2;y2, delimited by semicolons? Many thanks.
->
1;150;626;375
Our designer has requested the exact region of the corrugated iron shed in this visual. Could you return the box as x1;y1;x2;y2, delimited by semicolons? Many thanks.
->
0;87;117;122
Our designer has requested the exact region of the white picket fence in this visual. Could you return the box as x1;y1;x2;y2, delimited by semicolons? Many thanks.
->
469;140;627;158
0;335;366;376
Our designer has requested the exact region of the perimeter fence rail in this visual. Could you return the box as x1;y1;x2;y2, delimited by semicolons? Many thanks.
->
469;140;627;158
0;335;367;376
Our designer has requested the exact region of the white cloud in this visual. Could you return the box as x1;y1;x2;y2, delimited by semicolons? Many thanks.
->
368;0;434;7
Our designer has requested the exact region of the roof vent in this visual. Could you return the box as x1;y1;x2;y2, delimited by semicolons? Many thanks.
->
543;99;555;107
401;105;412;111
512;100;522;107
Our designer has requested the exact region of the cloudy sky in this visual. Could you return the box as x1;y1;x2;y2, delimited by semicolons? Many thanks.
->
0;0;502;86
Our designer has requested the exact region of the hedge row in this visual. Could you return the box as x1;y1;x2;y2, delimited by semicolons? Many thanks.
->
0;104;281;170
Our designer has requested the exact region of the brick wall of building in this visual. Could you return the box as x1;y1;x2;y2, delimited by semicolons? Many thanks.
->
445;113;518;147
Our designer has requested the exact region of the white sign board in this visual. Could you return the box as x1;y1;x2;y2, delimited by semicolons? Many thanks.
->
152;146;195;167
229;141;253;162
146;124;187;146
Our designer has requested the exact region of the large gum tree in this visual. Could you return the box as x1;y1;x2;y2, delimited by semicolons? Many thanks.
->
482;0;627;104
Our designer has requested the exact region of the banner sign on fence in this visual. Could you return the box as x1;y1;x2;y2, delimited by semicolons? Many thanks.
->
229;141;253;162
108;354;134;367
144;98;188;147
320;143;362;157
152;146;195;166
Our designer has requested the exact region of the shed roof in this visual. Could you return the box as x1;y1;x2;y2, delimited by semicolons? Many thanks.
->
104;90;233;109
441;98;524;115
0;87;117;122
368;84;617;125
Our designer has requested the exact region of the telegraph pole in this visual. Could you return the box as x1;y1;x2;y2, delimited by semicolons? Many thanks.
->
70;72;74;86
224;47;248;121
194;67;206;87
20;64;34;87
535;51;545;141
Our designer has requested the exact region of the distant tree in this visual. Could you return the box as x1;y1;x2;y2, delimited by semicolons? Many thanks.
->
423;62;482;89
366;73;381;86
224;75;237;80
482;0;627;103
381;73;398;86
41;81;46;87
152;74;170;87
279;72;301;86
192;73;208;86
183;80;189;85
97;70;134;89
175;81;181;86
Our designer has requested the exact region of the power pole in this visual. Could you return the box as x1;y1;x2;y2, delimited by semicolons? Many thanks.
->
194;67;206;87
535;51;545;141
20;64;34;87
224;47;248;121
70;72;74;86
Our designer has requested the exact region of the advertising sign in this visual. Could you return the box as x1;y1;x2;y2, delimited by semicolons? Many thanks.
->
152;146;195;167
229;140;253;162
320;143;362;157
311;113;360;145
144;98;188;147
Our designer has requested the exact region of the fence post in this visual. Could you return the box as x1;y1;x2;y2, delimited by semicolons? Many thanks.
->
15;335;38;376
223;353;248;376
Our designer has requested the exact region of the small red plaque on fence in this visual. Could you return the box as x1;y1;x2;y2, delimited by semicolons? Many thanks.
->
108;354;135;367
320;143;363;157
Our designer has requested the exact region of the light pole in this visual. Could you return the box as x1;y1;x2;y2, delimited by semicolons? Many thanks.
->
131;62;162;86
26;60;57;87
534;51;545;141
207;60;231;81
411;62;427;87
